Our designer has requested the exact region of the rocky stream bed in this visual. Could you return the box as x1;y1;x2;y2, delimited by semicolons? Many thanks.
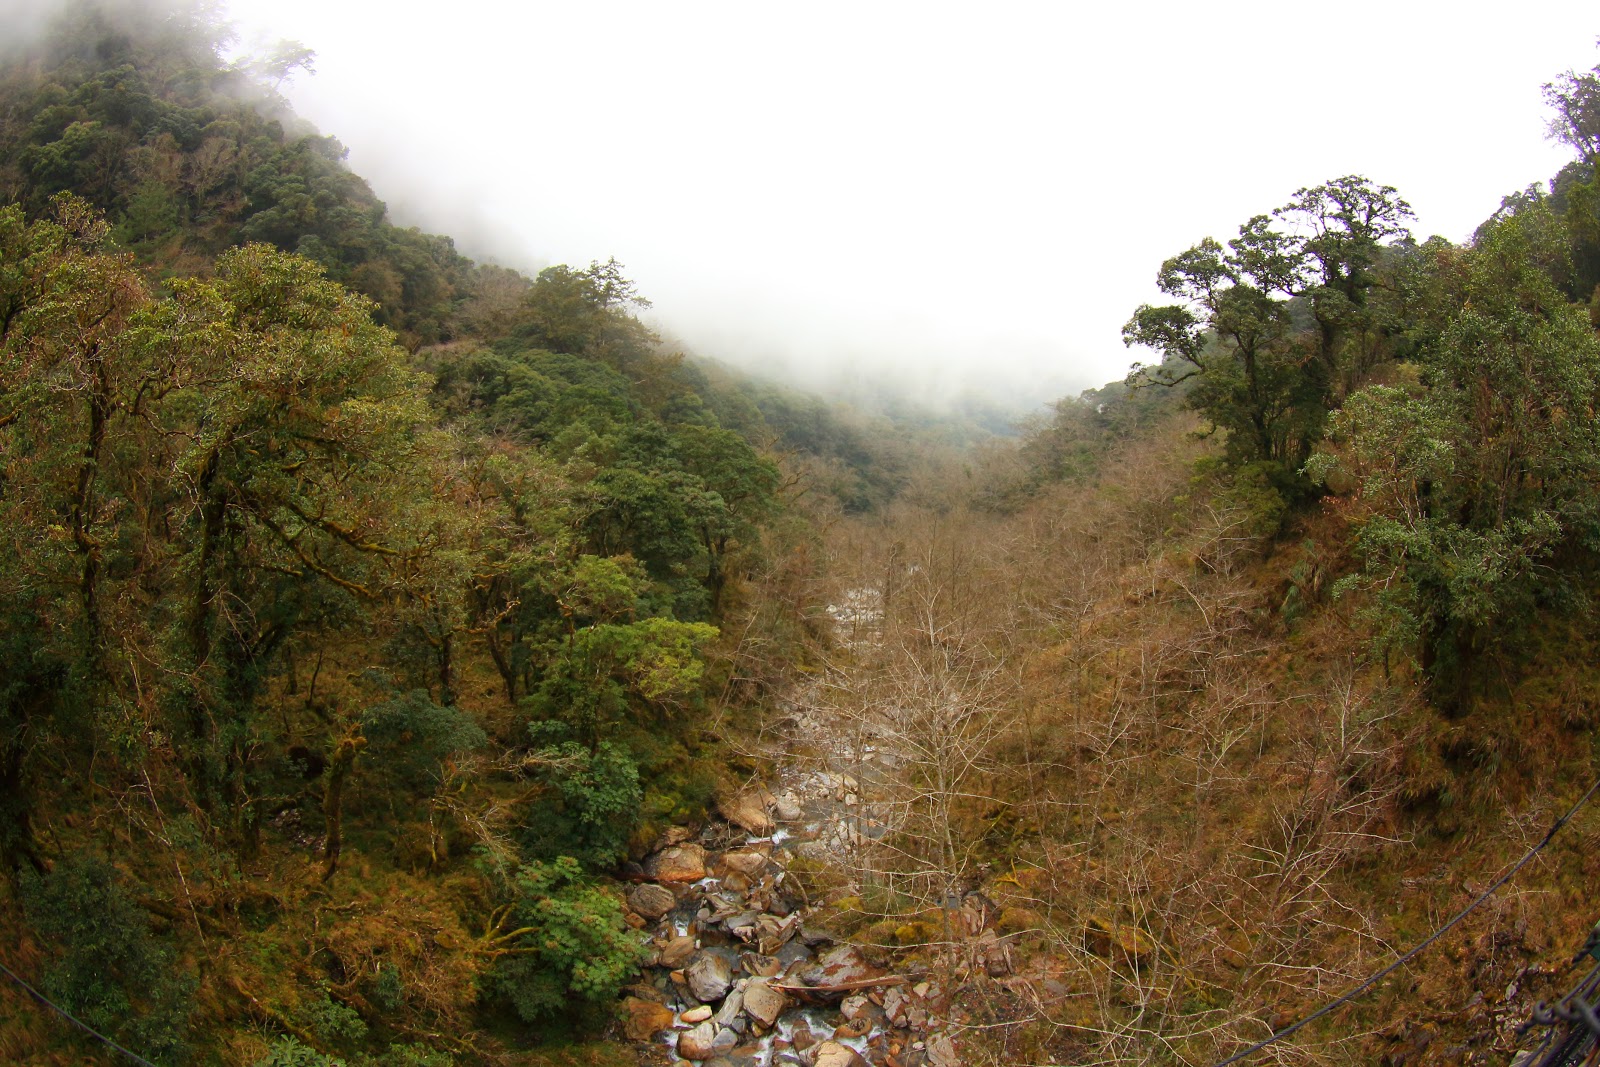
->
610;586;1006;1066
615;782;964;1067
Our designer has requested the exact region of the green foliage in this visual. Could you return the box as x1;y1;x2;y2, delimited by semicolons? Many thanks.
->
305;991;368;1043
259;1041;451;1067
356;1046;453;1067
21;854;195;1061
528;618;718;745
484;857;642;1025
1125;176;1414;486
0;9;787;1064
520;737;642;866
253;1038;343;1067
361;689;487;784
1311;203;1600;705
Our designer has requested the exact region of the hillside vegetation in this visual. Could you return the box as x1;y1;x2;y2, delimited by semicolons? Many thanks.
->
791;54;1600;1067
5;4;1600;1067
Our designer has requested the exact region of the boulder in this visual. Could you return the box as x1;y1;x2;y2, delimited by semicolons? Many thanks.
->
621;996;675;1041
925;1033;959;1067
1083;914;1156;965
681;1004;713;1023
774;938;814;967
659;934;697;968
645;843;707;883
790;1023;818;1051
800;944;880;992
740;952;780;977
712;984;745;1027
718;790;774;836
742;977;787;1029
686;951;733;1003
720;850;768;877
813;1042;869;1067
773;790;804;822
628;882;678;921
756;913;799;955
882;985;908;1027
677;1021;717;1060
799;922;834;946
995;905;1045;937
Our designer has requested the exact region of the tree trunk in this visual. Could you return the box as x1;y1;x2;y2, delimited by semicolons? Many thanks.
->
320;731;366;883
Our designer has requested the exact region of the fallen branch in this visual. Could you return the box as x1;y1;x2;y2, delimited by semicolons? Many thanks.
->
771;975;908;995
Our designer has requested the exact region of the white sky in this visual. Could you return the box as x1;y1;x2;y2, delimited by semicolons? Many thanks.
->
219;0;1600;409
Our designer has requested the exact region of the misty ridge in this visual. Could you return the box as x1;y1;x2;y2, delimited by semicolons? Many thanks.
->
0;0;1072;431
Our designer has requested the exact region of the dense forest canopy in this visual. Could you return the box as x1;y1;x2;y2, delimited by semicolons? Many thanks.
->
5;3;1600;1066
0;3;823;1062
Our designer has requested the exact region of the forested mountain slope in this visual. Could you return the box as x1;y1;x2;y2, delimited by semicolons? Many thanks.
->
795;55;1600;1067
8;3;1600;1067
0;4;831;1064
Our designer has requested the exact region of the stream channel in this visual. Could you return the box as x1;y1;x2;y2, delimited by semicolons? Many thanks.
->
619;592;964;1067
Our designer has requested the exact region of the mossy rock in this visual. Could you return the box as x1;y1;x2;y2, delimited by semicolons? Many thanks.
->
855;919;903;948
996;906;1046;937
1083;914;1157;965
893;921;941;946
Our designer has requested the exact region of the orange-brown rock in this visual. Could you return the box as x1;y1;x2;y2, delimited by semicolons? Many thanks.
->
621;996;675;1041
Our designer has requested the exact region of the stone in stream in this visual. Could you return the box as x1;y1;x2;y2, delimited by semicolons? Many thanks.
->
924;1033;959;1067
774;938;814;967
725;911;760;938
658;934;697;969
717;790;774;835
703;893;743;922
712;983;744;1027
773;790;804;822
840;992;873;1020
644;843;707;882
739;951;780;977
813;1042;869;1067
799;944;881;993
741;977;787;1029
627;882;677;921
681;1004;713;1023
686;950;734;1003
620;996;675;1041
790;1023;818;1051
710;1025;740;1054
882;985;909;1027
676;1020;717;1060
719;849;768;877
755;913;799;955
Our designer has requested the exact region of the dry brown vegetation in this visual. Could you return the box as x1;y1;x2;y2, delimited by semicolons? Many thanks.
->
767;412;1600;1067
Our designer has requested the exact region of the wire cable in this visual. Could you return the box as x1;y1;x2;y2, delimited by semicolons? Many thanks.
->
1208;771;1600;1067
0;957;160;1067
